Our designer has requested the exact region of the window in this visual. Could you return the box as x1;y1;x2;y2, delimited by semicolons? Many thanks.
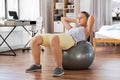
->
112;0;120;17
0;0;18;20
0;0;5;20
19;0;40;20
7;0;19;19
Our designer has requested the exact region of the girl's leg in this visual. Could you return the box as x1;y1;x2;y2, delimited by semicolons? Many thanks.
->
30;35;43;65
50;35;62;68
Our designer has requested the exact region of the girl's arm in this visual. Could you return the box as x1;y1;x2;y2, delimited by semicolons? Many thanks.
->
61;17;76;30
85;16;95;39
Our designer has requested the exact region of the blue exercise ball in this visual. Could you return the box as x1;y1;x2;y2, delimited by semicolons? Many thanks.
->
62;41;94;70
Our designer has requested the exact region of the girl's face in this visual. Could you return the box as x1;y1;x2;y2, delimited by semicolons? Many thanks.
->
76;13;88;27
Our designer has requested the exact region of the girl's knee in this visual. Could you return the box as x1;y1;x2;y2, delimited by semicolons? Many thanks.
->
30;35;43;46
50;35;59;46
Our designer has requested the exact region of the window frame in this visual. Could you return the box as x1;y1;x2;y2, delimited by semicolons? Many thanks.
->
5;0;19;19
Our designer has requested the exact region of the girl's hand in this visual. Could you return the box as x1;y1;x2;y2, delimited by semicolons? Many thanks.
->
61;17;76;30
87;16;94;27
85;16;95;39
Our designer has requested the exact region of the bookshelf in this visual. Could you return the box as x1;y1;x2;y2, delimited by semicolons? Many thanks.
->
52;0;80;33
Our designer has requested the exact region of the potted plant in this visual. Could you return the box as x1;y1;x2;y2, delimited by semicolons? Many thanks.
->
115;8;120;17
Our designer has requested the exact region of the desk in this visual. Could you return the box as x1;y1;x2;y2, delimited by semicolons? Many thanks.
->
0;20;36;56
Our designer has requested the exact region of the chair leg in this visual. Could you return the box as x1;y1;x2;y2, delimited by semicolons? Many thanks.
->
22;31;36;52
22;40;31;52
40;46;44;52
22;30;45;53
93;38;96;54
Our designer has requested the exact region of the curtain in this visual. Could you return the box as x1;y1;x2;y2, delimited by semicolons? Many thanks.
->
90;0;112;31
19;0;39;20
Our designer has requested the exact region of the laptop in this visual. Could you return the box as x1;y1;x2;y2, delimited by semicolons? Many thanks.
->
8;11;27;21
8;11;36;24
8;11;19;20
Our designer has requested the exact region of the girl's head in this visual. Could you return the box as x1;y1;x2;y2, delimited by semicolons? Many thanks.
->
76;11;90;27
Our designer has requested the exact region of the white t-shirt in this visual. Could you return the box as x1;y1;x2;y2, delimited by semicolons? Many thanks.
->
66;27;86;44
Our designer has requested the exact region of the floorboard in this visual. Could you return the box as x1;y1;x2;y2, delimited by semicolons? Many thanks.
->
0;46;120;80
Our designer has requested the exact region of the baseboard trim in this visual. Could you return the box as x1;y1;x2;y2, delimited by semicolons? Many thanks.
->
0;44;28;52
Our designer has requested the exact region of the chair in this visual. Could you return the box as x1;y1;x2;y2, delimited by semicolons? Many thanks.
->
22;17;44;52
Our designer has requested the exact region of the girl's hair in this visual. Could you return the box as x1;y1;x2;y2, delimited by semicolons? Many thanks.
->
80;11;90;19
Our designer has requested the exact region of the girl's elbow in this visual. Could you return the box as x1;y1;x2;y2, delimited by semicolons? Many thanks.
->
61;17;65;22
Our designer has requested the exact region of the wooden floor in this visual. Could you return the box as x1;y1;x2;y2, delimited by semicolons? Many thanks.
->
0;46;120;80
